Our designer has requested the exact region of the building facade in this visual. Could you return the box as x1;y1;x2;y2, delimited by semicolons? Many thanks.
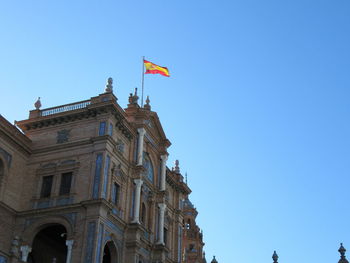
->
0;78;207;263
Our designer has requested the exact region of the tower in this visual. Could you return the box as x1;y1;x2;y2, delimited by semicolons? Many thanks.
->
182;197;206;263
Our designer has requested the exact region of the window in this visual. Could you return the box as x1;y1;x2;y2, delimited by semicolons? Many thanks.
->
112;183;120;205
143;153;154;183
40;175;53;198
59;172;72;195
99;122;106;136
109;123;113;136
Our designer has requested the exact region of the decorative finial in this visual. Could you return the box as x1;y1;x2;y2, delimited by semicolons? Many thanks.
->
131;87;139;104
105;77;113;93
174;160;180;173
185;172;188;184
144;95;151;110
34;97;41;110
340;243;346;256
339;243;349;263
272;251;278;263
211;256;218;263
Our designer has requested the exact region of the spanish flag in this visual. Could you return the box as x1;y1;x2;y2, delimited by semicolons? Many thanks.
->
144;59;170;77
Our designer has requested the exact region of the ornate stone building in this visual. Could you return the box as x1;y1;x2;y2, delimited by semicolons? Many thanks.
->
0;78;207;263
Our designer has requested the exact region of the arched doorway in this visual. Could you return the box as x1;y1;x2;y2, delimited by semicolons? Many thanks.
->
102;241;118;263
29;224;67;263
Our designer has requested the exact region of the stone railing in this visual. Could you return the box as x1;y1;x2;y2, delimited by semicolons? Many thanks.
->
40;100;91;117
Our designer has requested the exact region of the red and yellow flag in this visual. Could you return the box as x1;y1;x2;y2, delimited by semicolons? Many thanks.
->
144;59;170;77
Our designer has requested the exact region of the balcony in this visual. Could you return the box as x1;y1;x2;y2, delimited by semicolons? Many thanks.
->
40;100;91;117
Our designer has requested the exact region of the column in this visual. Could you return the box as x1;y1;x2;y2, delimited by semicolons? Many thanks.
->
65;240;74;263
132;178;143;223
137;128;146;166
160;154;168;191
157;203;166;245
20;245;31;262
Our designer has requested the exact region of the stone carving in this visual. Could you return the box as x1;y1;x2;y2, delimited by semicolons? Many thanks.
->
272;251;278;263
128;93;133;104
105;77;113;93
41;162;56;168
174;160;180;173
59;159;76;166
34;97;42;110
131;88;139;104
338;243;348;263
144;96;151;110
116;139;125;153
57;129;70;144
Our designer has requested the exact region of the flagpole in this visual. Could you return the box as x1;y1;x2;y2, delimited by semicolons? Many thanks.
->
141;56;145;107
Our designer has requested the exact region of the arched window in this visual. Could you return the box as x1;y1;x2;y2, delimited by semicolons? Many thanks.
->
143;153;154;183
102;241;118;263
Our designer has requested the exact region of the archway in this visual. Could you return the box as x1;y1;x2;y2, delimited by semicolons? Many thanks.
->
29;224;67;263
102;241;118;263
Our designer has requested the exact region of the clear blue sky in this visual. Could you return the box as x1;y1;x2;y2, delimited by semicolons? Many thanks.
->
1;1;350;263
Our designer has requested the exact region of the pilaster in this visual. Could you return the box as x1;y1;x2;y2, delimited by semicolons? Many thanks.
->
137;128;146;166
